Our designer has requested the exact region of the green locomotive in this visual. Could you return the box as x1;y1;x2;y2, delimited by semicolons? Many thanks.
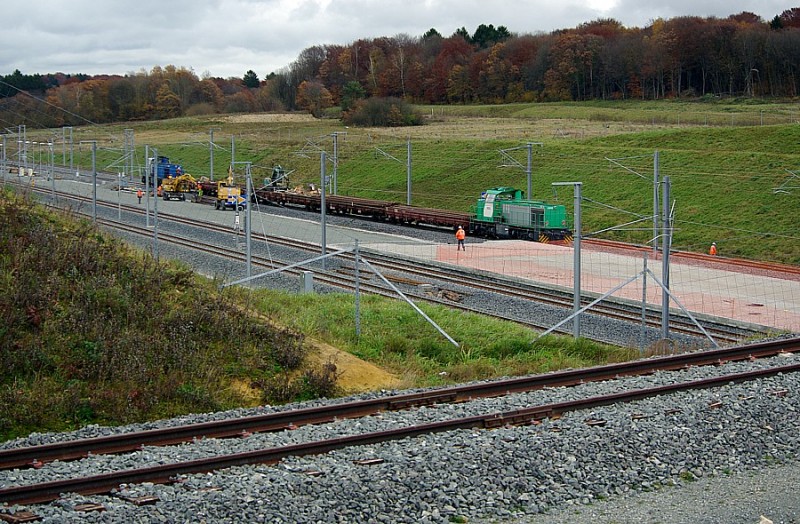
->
470;187;573;242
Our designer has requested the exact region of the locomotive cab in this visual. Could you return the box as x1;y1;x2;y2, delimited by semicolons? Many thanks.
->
471;187;572;242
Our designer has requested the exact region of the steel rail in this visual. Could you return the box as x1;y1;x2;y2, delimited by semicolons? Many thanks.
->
584;238;800;278
2;360;798;506
81;211;747;346
353;249;761;341
16;173;800;276
1;337;796;472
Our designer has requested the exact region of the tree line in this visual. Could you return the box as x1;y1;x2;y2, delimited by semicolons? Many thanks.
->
1;8;799;128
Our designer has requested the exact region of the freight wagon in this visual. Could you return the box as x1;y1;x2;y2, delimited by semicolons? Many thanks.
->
251;185;572;242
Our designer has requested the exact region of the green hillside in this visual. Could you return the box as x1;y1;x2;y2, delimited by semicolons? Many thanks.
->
18;100;800;265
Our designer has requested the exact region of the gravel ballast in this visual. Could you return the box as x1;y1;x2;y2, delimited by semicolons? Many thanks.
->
4;186;796;523
1;353;799;523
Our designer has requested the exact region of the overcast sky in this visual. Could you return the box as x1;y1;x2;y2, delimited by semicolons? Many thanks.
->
0;0;793;79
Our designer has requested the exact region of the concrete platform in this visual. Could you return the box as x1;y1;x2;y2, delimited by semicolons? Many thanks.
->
368;239;800;333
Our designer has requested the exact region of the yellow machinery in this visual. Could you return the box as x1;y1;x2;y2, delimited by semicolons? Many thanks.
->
160;174;198;201
213;168;247;210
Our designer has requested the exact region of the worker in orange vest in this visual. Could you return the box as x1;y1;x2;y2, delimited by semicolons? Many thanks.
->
456;225;466;251
136;188;143;204
709;242;717;256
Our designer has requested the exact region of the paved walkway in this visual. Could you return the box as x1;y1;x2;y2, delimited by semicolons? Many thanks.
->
368;240;800;333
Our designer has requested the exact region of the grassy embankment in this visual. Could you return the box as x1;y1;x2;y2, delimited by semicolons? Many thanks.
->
0;189;632;441
37;99;799;264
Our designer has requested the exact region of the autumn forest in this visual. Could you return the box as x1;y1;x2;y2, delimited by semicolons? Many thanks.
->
1;8;799;127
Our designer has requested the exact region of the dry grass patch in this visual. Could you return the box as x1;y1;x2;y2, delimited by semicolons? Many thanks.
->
223;113;319;124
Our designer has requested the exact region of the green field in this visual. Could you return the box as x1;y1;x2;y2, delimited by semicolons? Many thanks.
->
19;99;800;265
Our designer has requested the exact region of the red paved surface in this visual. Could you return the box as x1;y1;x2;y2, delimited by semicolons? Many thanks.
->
385;240;800;333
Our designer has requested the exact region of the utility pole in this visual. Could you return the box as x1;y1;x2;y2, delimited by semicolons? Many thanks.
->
145;145;151;227
653;150;660;255
124;129;134;185
320;151;327;269
526;143;532;199
79;141;98;222
553;181;582;338
374;140;412;204
18;124;26;175
117;173;122;220
209;128;218;181
330;132;346;194
245;163;252;282
499;142;542;200
31;142;37;182
605;151;661;254
661;176;672;338
233;160;253;282
49;142;55;201
333;132;339;194
231;135;236;171
92;141;97;222
62;126;73;168
354;239;361;338
152;147;159;260
406;138;412;205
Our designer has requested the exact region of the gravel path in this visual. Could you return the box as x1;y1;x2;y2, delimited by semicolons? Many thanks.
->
506;464;800;524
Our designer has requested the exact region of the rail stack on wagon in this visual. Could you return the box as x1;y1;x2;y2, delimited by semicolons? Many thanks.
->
253;183;574;242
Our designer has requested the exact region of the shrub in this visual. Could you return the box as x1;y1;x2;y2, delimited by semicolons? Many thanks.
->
270;328;308;370
342;97;424;127
0;191;316;439
259;373;302;404
299;360;341;399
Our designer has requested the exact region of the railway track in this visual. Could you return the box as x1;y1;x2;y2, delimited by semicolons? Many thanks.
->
17;170;799;278
1;337;797;506
32;185;768;345
3;180;799;520
1;336;795;472
353;249;760;343
90;213;606;342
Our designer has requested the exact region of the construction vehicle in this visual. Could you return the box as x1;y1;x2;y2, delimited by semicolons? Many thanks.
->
160;174;198;201
143;156;183;187
212;167;247;211
252;165;294;204
265;165;290;191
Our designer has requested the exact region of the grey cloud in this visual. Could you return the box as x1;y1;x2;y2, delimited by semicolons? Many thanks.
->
0;0;789;78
